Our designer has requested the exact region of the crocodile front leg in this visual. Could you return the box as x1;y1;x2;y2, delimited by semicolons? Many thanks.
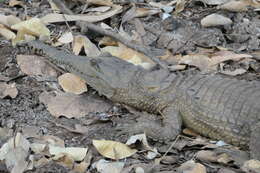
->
250;122;260;160
117;106;182;142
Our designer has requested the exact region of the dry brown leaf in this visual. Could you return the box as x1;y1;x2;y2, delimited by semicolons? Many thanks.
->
98;36;118;47
40;92;111;118
0;133;31;173
58;73;87;95
217;153;233;164
0;14;21;27
0;82;18;99
218;0;250;12
179;51;252;71
41;5;122;23
41;135;65;147
198;0;229;5
210;51;252;66
9;0;24;7
201;13;232;27
174;0;187;14
87;0;113;6
177;160;207;173
85;6;111;12
73;161;89;173
242;160;260;173
196;150;218;162
94;159;125;173
93;140;137;160
73;35;101;56
16;54;58;77
179;54;212;70
135;8;161;18
0;24;16;40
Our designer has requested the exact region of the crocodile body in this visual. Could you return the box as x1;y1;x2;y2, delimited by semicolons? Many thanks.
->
19;40;260;159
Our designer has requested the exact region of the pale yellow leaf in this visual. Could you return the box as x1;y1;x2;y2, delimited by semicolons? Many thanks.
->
49;146;88;161
47;0;61;12
174;0;187;14
11;18;50;40
0;24;16;40
93;140;137;160
73;35;100;56
58;73;87;94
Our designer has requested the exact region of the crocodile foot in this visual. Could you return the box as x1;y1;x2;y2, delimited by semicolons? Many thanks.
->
116;113;178;143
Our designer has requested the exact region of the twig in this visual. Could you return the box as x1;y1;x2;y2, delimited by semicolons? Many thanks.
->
84;22;168;69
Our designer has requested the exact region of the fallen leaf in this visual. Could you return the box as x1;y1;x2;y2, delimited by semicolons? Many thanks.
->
0;133;31;173
53;154;74;169
179;54;212;71
196;150;218;162
85;6;111;13
0;14;21;28
40;92;112;118
41;135;65;147
11;18;50;38
210;51;252;66
198;0;229;5
101;43;155;68
49;146;88;161
73;161;89;173
135;8;161;18
0;24;16;40
57;32;73;44
0;82;18;99
94;159;125;173
87;0;113;6
177;160;207;173
242;160;260;173
73;35;101;57
40;5;122;23
218;0;250;12
201;13;232;27
93;140;137;160
9;0;24;7
47;0;61;12
174;0;187;14
16;55;58;77
217;153;233;164
179;51;252;71
58;73;87;94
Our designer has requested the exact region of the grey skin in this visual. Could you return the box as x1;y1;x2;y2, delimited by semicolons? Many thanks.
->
20;40;260;159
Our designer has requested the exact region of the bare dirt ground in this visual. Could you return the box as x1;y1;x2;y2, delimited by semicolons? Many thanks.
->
0;0;260;172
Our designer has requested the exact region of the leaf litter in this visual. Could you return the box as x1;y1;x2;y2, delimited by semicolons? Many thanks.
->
0;0;260;172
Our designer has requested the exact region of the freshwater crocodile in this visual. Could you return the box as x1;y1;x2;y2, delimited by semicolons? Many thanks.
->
18;40;260;159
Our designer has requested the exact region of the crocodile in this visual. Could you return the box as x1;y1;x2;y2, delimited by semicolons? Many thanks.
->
18;40;260;159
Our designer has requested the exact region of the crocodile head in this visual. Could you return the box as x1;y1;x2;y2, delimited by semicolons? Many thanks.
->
75;56;142;99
